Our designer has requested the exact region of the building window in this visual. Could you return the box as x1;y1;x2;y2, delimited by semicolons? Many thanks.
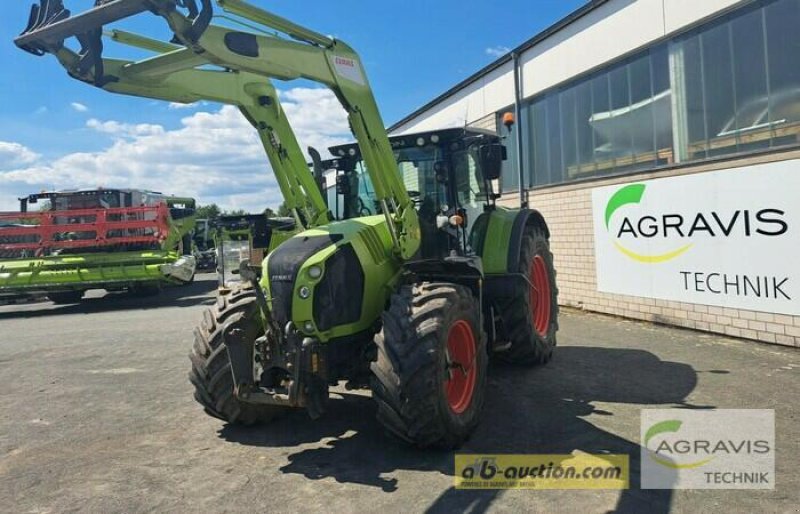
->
501;0;800;190
676;0;800;160
518;44;673;187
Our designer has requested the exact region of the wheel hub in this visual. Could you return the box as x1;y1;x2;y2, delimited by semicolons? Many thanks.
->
529;255;552;337
444;320;477;414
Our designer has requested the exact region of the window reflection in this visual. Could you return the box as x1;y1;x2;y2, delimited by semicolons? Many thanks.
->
499;0;800;190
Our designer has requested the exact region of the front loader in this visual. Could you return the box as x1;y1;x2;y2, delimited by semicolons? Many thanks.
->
16;0;558;447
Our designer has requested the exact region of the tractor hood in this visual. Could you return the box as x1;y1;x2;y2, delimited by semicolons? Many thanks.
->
260;215;400;342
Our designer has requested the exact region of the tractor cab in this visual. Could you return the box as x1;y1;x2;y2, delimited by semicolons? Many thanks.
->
322;128;505;260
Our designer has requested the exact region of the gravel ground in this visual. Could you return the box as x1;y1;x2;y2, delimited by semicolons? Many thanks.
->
0;274;797;513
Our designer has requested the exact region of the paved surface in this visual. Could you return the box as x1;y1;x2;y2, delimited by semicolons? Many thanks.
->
0;274;797;513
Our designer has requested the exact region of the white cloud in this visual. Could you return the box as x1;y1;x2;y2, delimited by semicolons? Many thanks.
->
71;102;89;113
86;118;165;138
0;88;351;213
280;88;350;155
168;101;208;110
485;46;510;58
0;142;40;167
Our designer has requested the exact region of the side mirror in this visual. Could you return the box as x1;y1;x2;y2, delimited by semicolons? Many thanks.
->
336;174;351;195
479;143;505;181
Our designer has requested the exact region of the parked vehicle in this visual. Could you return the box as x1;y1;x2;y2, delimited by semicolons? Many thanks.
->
0;189;197;303
17;0;557;447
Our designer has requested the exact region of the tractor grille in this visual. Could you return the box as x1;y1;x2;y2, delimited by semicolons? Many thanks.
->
266;234;341;328
313;244;364;331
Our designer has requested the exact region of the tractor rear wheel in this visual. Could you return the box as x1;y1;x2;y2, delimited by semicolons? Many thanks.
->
47;291;84;304
497;224;558;365
371;283;487;448
189;286;284;424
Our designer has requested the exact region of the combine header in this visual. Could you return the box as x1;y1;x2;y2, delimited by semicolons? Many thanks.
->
0;189;198;304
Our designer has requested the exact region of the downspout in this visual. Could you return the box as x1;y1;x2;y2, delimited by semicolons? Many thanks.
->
512;51;528;208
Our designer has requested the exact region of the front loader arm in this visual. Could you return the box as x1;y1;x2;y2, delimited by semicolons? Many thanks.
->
78;48;330;228
18;1;332;229
16;0;421;258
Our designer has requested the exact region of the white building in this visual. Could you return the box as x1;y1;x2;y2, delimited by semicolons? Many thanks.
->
389;0;800;347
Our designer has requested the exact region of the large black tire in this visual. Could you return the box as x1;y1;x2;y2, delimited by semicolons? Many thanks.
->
47;291;84;304
371;283;487;448
497;224;559;365
188;287;284;424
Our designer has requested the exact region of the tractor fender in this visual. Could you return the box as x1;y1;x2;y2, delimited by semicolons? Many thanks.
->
507;208;550;272
470;207;550;275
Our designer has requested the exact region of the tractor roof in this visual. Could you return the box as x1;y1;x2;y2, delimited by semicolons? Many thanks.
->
327;127;500;160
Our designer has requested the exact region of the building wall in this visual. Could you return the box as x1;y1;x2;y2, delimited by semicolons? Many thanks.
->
519;0;749;97
393;0;749;134
496;148;800;348
392;61;516;135
392;0;800;348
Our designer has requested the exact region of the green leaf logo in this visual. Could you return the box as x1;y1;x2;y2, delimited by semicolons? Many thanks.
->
605;184;693;263
645;419;715;469
605;184;646;229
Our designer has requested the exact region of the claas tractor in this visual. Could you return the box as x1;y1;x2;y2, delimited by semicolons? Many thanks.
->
17;0;558;447
0;188;197;303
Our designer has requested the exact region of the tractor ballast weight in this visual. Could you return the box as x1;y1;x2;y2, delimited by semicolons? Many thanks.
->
17;0;559;447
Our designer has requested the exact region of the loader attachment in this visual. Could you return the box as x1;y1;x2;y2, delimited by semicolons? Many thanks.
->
15;0;212;85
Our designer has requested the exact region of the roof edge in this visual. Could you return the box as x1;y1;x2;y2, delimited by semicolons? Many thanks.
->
387;0;611;133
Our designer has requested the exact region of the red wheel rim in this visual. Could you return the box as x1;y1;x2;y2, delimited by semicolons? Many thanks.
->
529;255;552;337
444;320;477;414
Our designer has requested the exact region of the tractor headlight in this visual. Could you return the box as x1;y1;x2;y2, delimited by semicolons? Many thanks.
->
308;265;323;279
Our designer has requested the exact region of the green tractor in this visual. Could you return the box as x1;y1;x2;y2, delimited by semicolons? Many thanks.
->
17;0;557;447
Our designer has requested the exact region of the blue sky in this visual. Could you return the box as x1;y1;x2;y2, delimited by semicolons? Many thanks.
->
0;0;584;211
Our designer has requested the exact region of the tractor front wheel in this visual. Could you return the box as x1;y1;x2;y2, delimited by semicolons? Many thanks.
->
189;286;284;425
371;283;487;448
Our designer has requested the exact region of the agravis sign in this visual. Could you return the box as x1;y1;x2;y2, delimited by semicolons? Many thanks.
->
591;160;799;315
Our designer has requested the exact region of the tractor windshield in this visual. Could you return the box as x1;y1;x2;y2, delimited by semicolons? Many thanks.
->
332;140;490;234
337;145;446;219
451;146;488;230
